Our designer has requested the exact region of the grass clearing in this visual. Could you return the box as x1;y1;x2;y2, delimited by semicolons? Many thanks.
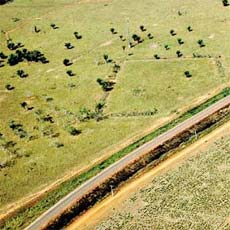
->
0;0;230;222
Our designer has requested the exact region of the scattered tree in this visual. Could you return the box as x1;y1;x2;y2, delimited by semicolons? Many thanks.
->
50;23;59;29
110;28;117;34
187;26;193;32
34;26;41;33
165;45;170;50
223;0;230;6
147;33;153;39
177;38;184;45
176;50;183;58
170;29;177;36
0;52;7;59
65;42;74;49
66;70;75;77
197;39;206;47
5;84;14;90
184;71;192;78
17;70;28;78
154;54;160;60
140;25;146;32
74;32;82;39
7;41;23;50
132;34;143;43
63;59;72;66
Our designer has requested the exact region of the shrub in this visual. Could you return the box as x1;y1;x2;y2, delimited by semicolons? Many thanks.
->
66;126;81;136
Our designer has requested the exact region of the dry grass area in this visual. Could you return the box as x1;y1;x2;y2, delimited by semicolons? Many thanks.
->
71;123;230;230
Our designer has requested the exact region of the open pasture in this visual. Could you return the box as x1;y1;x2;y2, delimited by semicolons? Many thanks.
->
0;0;230;210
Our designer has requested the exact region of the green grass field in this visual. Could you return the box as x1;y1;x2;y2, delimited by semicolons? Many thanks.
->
95;131;230;230
0;0;230;210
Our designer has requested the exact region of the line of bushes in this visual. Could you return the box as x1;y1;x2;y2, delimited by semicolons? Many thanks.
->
1;87;230;229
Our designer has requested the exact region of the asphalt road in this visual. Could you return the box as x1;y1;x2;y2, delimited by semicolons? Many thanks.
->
25;96;230;230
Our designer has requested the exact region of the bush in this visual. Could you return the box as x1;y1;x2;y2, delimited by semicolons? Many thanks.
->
97;78;114;91
66;126;81;136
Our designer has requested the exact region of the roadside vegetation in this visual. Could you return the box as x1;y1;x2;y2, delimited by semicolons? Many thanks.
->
0;0;230;228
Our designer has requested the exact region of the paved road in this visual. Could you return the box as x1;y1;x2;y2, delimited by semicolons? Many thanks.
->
25;96;230;230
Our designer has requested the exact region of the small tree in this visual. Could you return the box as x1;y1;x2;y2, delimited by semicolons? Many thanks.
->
5;84;14;90
110;28;117;34
74;32;82;39
187;26;193;32
176;50;183;58
223;0;230;6
147;33;153;39
0;52;7;59
165;45;170;50
17;70;28;78
177;38;184;45
154;54;160;60
63;59;72;66
140;25;146;32
65;43;74;49
184;71;192;78
50;23;59;29
34;26;41;33
197;39;205;47
66;70;75;77
170;29;177;36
